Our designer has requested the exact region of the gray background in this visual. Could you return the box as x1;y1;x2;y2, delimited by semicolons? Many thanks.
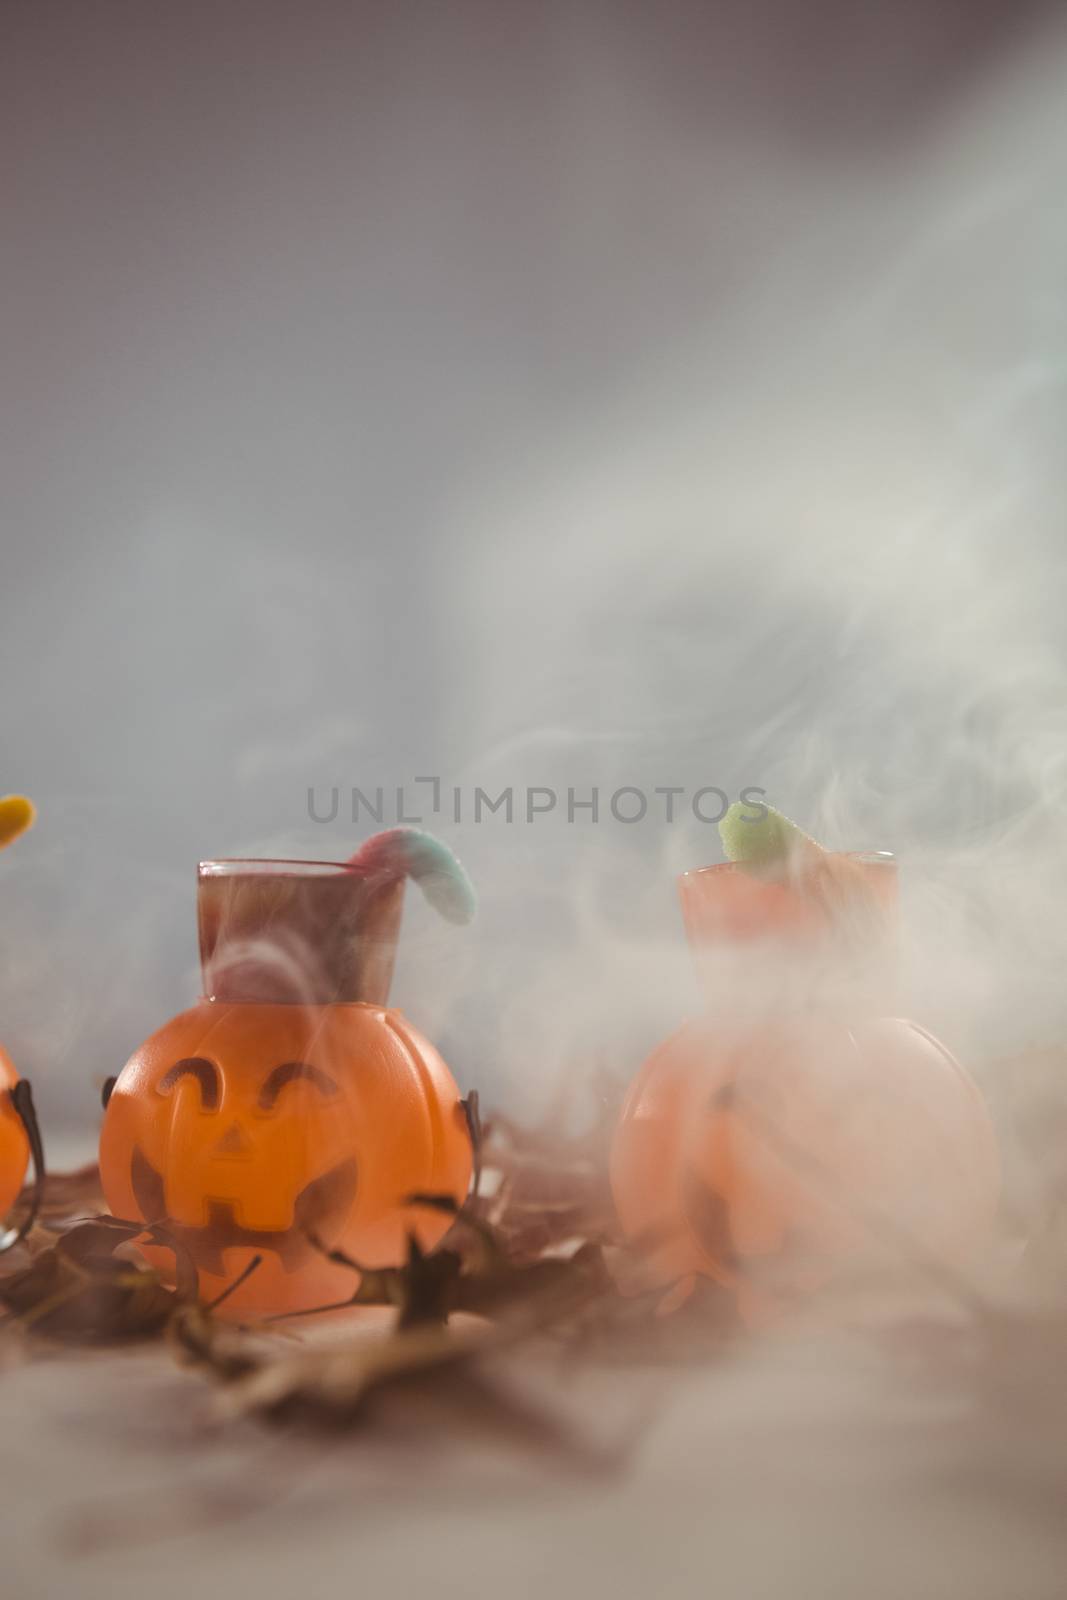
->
3;0;1067;1135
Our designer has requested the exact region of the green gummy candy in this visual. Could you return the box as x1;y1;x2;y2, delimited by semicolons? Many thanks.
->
718;802;818;869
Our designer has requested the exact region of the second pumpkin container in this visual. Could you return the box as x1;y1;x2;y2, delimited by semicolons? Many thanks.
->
610;850;1000;1321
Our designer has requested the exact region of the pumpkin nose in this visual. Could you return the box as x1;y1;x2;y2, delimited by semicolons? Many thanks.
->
212;1121;252;1158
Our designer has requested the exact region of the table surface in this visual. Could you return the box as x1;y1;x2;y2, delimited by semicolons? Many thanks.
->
3;1289;1063;1600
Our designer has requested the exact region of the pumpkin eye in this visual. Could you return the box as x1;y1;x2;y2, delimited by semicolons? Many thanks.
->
158;1057;221;1110
706;1084;736;1115
257;1061;339;1111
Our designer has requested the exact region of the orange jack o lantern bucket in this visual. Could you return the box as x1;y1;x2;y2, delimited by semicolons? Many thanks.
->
0;1043;31;1222
610;846;1000;1322
0;795;44;1247
99;829;475;1317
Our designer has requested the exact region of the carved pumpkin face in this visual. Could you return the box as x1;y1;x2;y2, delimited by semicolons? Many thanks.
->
0;1044;29;1221
99;1001;472;1316
610;1016;1000;1322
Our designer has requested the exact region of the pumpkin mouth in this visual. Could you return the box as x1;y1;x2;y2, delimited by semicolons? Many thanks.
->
130;1145;359;1274
682;1163;843;1302
681;1166;740;1272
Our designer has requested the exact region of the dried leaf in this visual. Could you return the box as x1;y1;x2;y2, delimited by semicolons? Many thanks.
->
469;1077;623;1260
172;1275;623;1471
0;1215;198;1341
